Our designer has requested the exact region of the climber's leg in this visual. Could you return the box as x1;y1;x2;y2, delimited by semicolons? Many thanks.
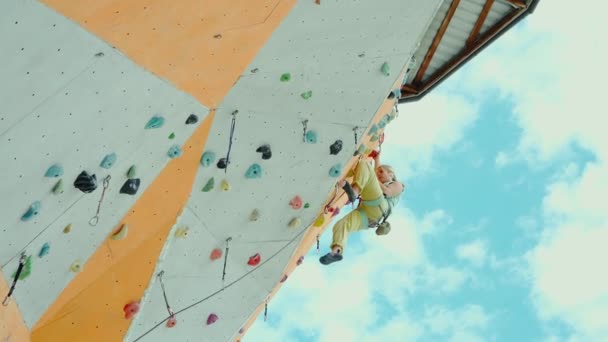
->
319;209;367;265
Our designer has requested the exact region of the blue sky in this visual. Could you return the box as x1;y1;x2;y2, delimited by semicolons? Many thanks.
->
246;1;608;341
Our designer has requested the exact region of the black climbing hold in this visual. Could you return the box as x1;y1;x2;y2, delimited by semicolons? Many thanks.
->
94;52;104;57
388;91;395;100
74;171;97;193
256;144;272;160
217;157;227;169
329;140;343;155
185;114;198;125
120;179;141;195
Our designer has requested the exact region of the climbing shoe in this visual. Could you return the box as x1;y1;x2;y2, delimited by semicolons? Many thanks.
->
342;181;357;204
319;252;343;265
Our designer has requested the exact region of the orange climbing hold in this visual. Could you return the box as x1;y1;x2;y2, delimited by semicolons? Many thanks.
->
289;195;303;209
123;301;140;319
210;248;222;261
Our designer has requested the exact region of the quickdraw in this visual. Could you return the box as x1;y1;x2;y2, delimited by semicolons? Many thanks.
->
89;175;111;226
2;253;26;306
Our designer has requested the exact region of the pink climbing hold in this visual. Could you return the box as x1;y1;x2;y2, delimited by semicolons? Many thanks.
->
207;313;219;325
289;195;303;210
166;316;177;328
331;207;341;217
280;274;288;283
210;248;222;261
123;301;140;319
248;253;261;266
296;256;304;266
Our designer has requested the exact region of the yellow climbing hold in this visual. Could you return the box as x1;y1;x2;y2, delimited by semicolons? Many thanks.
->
313;215;325;227
63;224;72;234
175;226;189;238
288;217;301;229
110;224;128;240
220;179;230;191
249;209;260;222
70;260;83;273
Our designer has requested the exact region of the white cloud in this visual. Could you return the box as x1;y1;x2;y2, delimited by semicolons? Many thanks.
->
456;239;488;267
495;151;512;168
422;304;490;341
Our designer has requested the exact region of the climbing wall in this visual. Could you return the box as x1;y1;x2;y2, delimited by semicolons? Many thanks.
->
126;1;442;341
0;0;210;328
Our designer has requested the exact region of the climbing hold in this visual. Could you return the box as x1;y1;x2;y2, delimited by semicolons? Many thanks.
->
239;328;245;334
245;164;262;179
249;209;260;222
63;223;72;234
166;316;177;328
280;73;291;82
12;255;32;280
174;226;189;238
21;201;41;221
280;274;288;283
185;114;199;125
256;144;272;160
305;130;318;144
288;217;301;228
331;207;341;217
370;134;379;142
51;179;64;194
110;224;128;240
168;132;175;139
74;171;97;193
329;164;341;178
207;313;219;325
220;179;230;191
120;179;140;195
313;215;325;227
200;151;216;167
124;301;140;319
378;117;388;129
368;124;379;136
38;243;50;258
247;253;261;266
210;248;222;261
296;256;304;266
289;196;303;210
388;90;396;100
216;157;227;169
100;153;117;169
44;164;63;178
388;108;398;120
304;203;310;209
301;90;312;99
127;165;137;178
70;260;83;273
329;140;343;155
353;144;366;156
381;62;390;76
145;116;165;129
167;145;182;158
202;177;215;192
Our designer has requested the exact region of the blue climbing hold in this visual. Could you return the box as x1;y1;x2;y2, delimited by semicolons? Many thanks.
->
378;118;387;129
381;62;390;76
167;145;182;159
21;201;41;221
305;130;318;144
368;124;378;136
245;164;262;179
329;164;341;178
100;153;117;169
44;164;63;178
38;243;50;258
200;151;215;167
145;116;165;129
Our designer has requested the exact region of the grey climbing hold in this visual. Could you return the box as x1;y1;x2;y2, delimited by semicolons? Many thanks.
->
280;73;291;82
74;171;97;193
167;145;182;158
305;130;318;144
368;124;378;136
38;243;50;258
245;164;262;179
256;144;272;160
250;209;260;221
301;90;312;99
185;114;198;125
329;164;341;178
45;164;63;177
381;62;390;76
120;179;140;195
202;178;214;192
216;157;227;169
100;153;117;169
21;201;41;221
200;151;215;167
51;179;64;194
145;116;165;129
127;165;137;178
329;140;343;155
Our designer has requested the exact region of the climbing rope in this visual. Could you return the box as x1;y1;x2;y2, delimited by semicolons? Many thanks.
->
221;237;232;284
223;110;238;173
157;271;175;318
2;253;26;306
89;175;111;226
302;120;309;143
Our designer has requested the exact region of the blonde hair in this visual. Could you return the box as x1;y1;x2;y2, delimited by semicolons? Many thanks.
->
379;164;397;181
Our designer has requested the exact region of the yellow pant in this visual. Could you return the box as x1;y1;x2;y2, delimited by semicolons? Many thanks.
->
331;160;388;251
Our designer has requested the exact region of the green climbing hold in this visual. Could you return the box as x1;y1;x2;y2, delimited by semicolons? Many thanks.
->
169;132;175;139
305;130;318;144
245;164;262;179
45;164;63;178
52;179;64;195
21;201;41;221
301;90;312;99
280;73;291;82
202;178;215;192
304;203;310;209
127;165;137;178
12;255;32;280
200;151;216;167
145;116;165;129
100;153;117;169
167;145;182;158
329;164;341;178
381;62;390;76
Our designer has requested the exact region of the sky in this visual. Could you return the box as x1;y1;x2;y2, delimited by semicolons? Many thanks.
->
246;0;608;341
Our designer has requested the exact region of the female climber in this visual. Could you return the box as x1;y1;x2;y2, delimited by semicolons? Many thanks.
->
319;149;404;265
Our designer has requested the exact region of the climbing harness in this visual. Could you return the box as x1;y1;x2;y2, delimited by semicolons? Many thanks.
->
302;120;309;143
223;110;238;173
221;237;232;284
89;175;111;226
2;253;26;306
157;271;175;320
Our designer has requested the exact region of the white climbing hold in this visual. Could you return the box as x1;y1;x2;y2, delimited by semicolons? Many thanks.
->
175;226;189;238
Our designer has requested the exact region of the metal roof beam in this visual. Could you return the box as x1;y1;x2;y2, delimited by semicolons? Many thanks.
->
501;0;526;9
467;0;494;46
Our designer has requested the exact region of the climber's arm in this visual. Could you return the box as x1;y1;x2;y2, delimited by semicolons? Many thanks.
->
381;181;404;197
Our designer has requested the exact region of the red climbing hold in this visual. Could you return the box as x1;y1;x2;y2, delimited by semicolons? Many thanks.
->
210;248;222;261
368;150;379;159
207;313;219;325
297;256;304;266
289;195;303;210
248;253;261;266
332;207;341;217
166;316;177;328
123;301;140;319
280;274;288;283
328;207;334;213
